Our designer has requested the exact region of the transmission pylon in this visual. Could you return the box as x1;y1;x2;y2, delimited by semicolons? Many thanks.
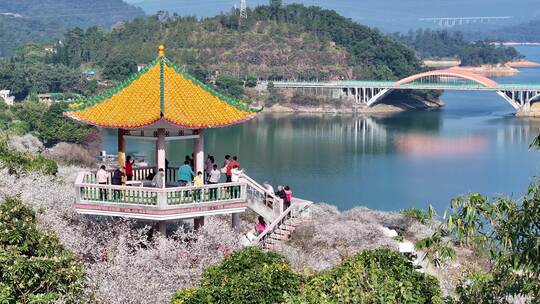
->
240;0;247;19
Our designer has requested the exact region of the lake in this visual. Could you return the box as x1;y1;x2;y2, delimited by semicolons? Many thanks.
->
102;45;540;212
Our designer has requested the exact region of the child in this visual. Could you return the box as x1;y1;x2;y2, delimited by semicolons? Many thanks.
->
193;171;204;186
255;216;266;235
193;171;204;201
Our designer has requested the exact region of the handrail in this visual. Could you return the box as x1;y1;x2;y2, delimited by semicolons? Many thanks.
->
241;174;281;201
255;203;296;244
255;197;313;245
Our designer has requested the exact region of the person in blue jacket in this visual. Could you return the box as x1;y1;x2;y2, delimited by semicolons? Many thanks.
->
177;160;195;186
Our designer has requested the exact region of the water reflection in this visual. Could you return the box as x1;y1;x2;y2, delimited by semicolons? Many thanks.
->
102;110;540;211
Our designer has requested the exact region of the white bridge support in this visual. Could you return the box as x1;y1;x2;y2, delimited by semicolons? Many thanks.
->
496;90;540;112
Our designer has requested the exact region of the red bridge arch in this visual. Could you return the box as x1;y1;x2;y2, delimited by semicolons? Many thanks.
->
396;68;498;88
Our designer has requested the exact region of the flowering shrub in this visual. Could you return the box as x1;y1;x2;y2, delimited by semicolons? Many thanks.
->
0;196;87;303
279;203;419;271
44;142;96;168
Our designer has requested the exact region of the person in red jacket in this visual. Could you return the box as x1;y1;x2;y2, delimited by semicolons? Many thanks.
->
125;155;134;181
226;156;240;182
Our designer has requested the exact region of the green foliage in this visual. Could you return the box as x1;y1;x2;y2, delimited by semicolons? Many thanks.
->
7;102;91;145
400;205;436;224
37;103;90;145
215;75;245;98
480;19;540;43
0;0;143;58
7;121;31;135
0;60;85;100
392;29;521;66
415;231;456;268
172;247;302;304
286;249;443;304
0;147;58;176
418;183;540;302
266;82;283;105
103;54;138;81
0;197;87;302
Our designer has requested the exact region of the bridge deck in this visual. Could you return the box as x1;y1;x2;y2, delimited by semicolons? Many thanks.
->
272;81;540;91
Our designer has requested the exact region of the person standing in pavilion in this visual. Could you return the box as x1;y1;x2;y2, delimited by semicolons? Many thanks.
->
125;155;134;181
226;156;240;183
96;165;109;200
177;160;195;186
231;164;244;198
222;155;231;180
152;168;165;188
208;164;221;200
205;155;214;182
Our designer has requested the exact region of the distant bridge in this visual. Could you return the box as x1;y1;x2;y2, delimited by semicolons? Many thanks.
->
419;16;512;27
267;68;540;113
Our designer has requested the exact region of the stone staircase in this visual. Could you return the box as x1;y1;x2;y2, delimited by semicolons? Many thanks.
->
263;218;304;250
256;199;312;250
242;174;313;249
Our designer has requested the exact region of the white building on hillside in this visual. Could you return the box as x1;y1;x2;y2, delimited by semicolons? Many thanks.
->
0;90;15;106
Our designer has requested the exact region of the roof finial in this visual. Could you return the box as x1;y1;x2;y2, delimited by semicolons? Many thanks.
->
158;45;165;57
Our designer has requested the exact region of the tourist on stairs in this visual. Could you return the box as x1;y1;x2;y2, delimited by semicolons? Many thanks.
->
255;216;267;235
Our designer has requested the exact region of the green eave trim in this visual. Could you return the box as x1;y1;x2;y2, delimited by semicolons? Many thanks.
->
164;58;263;113
65;55;263;114
66;59;159;112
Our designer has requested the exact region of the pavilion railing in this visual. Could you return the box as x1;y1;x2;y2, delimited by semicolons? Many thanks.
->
84;166;180;185
76;171;248;209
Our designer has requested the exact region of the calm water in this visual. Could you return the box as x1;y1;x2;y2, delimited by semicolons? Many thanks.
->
102;46;540;212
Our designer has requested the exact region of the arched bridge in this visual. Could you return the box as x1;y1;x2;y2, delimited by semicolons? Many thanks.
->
268;68;540;113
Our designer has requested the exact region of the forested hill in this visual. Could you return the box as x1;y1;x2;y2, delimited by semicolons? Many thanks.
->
483;20;540;42
53;2;424;82
391;30;522;66
0;0;144;58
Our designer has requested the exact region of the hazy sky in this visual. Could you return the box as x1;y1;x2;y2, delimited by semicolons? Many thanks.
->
126;0;540;32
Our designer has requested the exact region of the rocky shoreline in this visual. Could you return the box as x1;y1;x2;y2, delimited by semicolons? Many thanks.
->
263;99;444;114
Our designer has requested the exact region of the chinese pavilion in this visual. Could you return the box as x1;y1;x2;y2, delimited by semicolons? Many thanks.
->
64;46;311;244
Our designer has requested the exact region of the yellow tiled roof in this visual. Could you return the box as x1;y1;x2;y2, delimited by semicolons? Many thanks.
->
64;46;261;129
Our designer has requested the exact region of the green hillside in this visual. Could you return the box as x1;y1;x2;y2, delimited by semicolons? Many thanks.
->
53;3;425;82
0;2;433;106
0;0;144;58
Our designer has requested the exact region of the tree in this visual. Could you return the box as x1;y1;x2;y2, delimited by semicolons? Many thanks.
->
103;54;138;81
417;186;540;303
286;249;444;304
0;197;87;302
172;247;302;304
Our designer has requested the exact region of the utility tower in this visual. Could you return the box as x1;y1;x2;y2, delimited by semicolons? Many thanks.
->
240;0;247;20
